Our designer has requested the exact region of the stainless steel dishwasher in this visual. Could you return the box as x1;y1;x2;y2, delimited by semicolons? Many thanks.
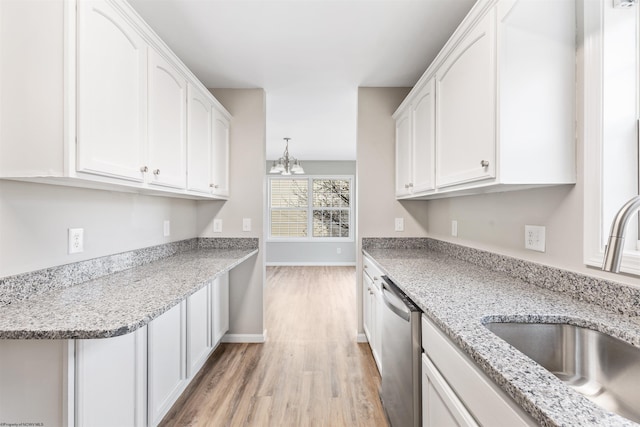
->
380;276;422;427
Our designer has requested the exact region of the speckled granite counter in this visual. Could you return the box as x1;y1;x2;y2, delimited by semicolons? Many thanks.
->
363;242;640;427
0;245;257;340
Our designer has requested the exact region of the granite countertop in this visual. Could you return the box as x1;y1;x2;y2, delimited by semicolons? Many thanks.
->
0;247;257;340
364;247;640;427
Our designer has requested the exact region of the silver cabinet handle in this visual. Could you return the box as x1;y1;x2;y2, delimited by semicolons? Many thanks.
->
210;183;219;189
404;184;409;189
373;276;379;281
140;166;148;173
153;169;160;175
364;265;368;269
408;183;413;187
480;160;490;168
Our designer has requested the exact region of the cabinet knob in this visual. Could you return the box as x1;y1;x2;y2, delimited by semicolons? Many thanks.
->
408;183;413;188
210;183;219;189
405;184;409;189
140;166;148;173
364;265;368;269
480;160;490;168
153;169;160;175
373;276;379;281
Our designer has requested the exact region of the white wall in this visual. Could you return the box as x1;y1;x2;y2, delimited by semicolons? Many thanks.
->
266;160;356;265
0;181;197;277
197;88;266;339
356;87;428;335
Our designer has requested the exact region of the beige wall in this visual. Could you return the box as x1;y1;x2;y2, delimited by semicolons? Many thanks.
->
198;88;266;338
0;181;197;277
356;87;429;336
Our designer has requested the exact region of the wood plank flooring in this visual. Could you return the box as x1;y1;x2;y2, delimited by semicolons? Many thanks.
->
159;266;388;427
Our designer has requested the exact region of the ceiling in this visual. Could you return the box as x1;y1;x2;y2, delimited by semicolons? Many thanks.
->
128;0;476;161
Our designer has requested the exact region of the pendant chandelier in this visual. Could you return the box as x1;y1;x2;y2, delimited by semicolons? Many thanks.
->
269;137;305;175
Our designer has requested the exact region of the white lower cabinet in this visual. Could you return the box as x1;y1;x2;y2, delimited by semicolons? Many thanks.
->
76;327;148;427
421;315;536;427
212;273;230;345
0;274;233;427
187;285;212;378
422;354;478;427
362;255;383;373
148;301;188;426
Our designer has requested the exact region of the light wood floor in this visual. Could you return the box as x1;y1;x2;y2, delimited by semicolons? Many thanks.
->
159;266;388;427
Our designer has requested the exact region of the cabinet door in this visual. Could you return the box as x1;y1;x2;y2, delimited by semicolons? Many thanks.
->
422;354;478;427
412;79;436;194
187;84;213;193
76;328;147;427
436;11;496;188
148;48;187;189
148;302;187;427
212;273;230;345
372;280;383;373
187;285;212;378
77;0;147;182
211;108;230;197
395;109;413;196
362;272;373;342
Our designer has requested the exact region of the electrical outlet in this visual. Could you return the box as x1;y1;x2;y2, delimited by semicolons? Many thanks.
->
68;228;84;254
242;218;252;232
163;220;170;237
525;225;546;252
337;247;342;255
394;218;404;232
213;219;223;233
451;220;458;237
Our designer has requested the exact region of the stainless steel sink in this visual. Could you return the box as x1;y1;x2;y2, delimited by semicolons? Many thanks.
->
484;322;640;423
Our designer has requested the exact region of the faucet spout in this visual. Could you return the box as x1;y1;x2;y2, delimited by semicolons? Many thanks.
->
602;195;640;272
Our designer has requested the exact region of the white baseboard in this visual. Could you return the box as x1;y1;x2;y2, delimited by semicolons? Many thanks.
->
222;329;267;343
356;333;368;343
266;261;356;266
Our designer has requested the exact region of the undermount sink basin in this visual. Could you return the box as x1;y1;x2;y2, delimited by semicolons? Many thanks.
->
484;322;640;423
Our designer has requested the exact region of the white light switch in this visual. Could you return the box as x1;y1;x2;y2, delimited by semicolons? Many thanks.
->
451;220;458;237
163;220;170;237
394;218;404;232
243;218;252;232
213;219;223;233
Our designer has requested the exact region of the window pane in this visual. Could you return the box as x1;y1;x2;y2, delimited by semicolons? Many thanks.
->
271;210;307;237
270;179;308;208
312;179;350;208
312;209;349;237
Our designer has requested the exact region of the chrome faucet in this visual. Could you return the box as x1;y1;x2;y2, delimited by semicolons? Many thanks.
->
602;195;640;272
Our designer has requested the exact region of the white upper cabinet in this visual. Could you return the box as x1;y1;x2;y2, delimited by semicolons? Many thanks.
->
395;109;413;196
211;108;230;198
411;79;436;194
395;78;436;197
76;0;147;182
187;84;213;194
436;11;495;188
394;0;575;200
147;48;187;189
0;0;230;200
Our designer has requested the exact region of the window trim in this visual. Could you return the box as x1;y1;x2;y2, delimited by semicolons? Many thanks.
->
583;0;640;275
267;175;355;243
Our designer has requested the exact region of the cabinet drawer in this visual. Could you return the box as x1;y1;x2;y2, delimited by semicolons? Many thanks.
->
363;255;384;282
422;315;536;426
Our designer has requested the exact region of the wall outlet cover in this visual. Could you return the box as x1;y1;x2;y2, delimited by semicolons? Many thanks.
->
68;228;84;254
242;218;252;232
163;220;170;237
525;225;546;252
394;218;404;232
213;219;223;233
451;220;458;237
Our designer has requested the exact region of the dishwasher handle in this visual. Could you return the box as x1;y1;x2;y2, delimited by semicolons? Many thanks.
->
382;287;411;322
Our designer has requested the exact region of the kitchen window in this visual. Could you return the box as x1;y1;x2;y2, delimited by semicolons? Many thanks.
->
584;0;640;274
268;176;353;241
